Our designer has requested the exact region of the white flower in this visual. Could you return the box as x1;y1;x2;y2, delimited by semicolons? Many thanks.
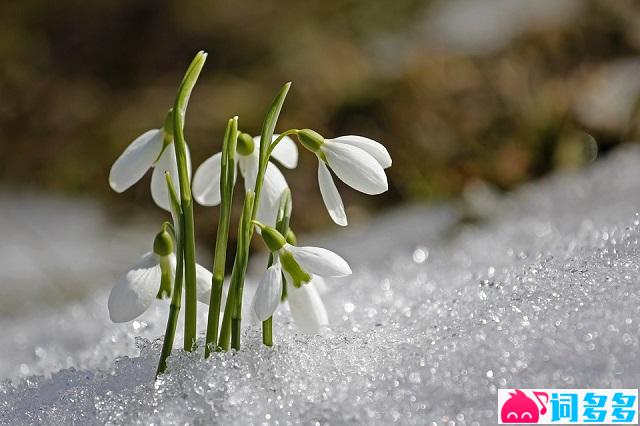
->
249;264;332;334
108;252;212;323
287;277;328;334
250;259;283;322
109;129;191;211
250;226;351;330
283;243;352;277
278;243;349;333
315;135;391;226
192;135;297;225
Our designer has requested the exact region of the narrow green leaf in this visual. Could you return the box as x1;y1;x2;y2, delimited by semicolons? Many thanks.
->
205;116;239;357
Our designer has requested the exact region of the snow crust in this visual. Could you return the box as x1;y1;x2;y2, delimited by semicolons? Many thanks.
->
1;147;640;425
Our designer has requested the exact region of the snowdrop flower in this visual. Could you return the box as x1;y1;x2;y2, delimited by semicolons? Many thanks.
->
109;113;191;211
296;129;391;226
251;258;283;322
108;227;212;323
250;223;350;330
192;133;298;225
287;277;328;334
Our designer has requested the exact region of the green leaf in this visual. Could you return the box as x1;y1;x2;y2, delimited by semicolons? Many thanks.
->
258;82;291;169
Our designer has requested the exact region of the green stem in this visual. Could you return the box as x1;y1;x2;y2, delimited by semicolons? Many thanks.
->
156;173;184;377
232;192;254;350
156;236;184;376
218;192;253;351
267;129;299;157
262;317;273;346
217;272;235;350
204;117;238;358
219;82;291;352
172;51;207;351
262;189;292;346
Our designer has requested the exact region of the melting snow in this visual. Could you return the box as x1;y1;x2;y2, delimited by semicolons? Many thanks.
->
1;147;640;424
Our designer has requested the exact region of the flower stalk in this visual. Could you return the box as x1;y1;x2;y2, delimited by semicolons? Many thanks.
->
217;82;291;351
172;51;207;351
218;191;254;350
156;173;184;377
204;117;238;358
263;189;292;346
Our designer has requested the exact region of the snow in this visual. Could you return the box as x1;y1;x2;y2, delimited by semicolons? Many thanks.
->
1;147;640;425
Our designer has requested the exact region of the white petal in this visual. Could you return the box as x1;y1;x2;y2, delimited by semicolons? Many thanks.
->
108;252;161;322
286;244;352;277
195;263;213;304
287;282;328;334
331;135;392;168
239;153;259;192
322;142;388;195
256;162;289;226
151;143;192;211
109;129;164;193
192;152;223;206
248;134;299;169
269;134;298;169
318;162;347;226
251;262;283;321
312;275;329;294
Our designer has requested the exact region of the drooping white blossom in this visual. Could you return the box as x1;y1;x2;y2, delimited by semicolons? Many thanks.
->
250;260;283;321
108;252;212;323
109;128;191;211
307;133;391;226
253;224;352;333
287;277;328;334
284;244;352;277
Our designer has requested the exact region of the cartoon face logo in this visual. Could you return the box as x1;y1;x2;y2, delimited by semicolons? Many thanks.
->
501;389;548;423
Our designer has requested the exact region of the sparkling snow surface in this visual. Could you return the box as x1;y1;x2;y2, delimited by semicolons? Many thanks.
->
1;147;640;425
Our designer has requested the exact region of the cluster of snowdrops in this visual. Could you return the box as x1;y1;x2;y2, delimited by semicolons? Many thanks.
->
106;52;392;376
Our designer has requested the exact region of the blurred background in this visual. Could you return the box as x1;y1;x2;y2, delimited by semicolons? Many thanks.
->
2;0;640;310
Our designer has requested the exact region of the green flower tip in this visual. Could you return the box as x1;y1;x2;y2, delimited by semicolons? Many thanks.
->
297;129;324;153
237;132;255;156
153;224;174;257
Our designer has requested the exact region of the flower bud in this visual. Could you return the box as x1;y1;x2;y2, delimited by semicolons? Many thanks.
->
237;132;255;156
297;129;324;153
153;225;174;257
261;225;287;252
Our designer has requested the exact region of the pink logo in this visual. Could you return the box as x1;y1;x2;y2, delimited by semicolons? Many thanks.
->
500;389;548;423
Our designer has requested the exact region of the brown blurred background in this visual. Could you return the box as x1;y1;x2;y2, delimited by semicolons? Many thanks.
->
2;0;640;243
